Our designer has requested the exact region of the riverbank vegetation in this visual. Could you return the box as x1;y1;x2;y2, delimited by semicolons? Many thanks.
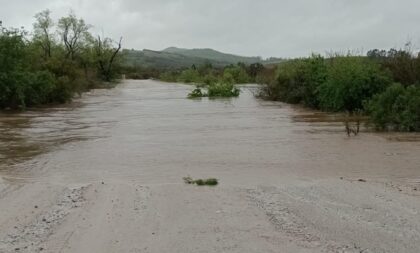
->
259;48;420;131
158;62;273;98
158;62;272;85
0;10;122;109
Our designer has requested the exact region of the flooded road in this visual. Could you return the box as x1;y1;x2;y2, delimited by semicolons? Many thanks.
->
0;80;420;252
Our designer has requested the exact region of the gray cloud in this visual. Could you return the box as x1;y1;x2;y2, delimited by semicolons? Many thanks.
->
1;0;419;57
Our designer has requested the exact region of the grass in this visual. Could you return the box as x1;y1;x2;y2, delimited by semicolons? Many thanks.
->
183;176;218;186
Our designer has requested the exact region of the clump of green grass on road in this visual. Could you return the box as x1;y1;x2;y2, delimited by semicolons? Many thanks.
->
183;176;218;186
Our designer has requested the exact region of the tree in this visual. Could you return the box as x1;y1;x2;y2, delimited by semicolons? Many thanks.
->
383;48;416;86
95;36;122;81
33;9;54;59
318;57;391;112
247;63;264;80
57;12;91;60
265;55;326;106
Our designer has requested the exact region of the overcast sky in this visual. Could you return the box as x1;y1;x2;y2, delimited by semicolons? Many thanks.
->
1;0;419;58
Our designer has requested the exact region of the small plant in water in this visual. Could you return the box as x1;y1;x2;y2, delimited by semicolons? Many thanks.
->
207;82;240;97
183;176;218;186
187;86;208;98
187;82;240;98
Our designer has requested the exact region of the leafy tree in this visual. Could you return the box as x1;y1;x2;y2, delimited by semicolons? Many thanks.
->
265;55;326;107
33;9;54;59
383;48;416;86
0;10;122;109
57;12;91;60
318;57;391;112
223;65;250;84
177;68;201;83
247;63;264;81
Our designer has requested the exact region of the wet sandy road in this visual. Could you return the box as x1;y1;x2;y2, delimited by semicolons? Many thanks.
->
0;80;419;252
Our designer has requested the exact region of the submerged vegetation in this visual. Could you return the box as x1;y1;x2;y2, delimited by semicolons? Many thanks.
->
259;47;420;132
0;10;122;109
160;62;273;98
207;82;240;97
187;82;240;98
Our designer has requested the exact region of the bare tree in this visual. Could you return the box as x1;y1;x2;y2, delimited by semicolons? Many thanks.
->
344;111;361;137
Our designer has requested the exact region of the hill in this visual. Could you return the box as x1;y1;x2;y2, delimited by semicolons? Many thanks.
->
122;47;284;70
161;47;262;65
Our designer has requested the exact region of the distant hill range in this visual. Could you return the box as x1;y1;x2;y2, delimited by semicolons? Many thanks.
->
122;47;284;69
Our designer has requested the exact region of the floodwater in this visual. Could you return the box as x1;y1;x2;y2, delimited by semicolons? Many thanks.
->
1;80;420;253
0;79;419;185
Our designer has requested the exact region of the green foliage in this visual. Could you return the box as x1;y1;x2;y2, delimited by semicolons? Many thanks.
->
260;49;420;131
202;73;218;85
187;81;240;98
367;83;420;131
177;69;201;83
187;87;207;98
262;55;327;107
0;10;122;109
207;82;240;97
368;46;419;86
223;65;250;84
159;71;179;82
262;56;391;112
150;61;261;93
318;57;391;112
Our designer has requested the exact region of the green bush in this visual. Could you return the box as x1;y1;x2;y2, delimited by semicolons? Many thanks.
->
318;57;391;112
367;83;420;131
51;76;75;103
187;82;240;98
0;70;56;108
159;71;178;82
207;82;240;97
203;73;218;85
223;66;250;84
177;69;201;83
258;50;420;132
24;71;56;106
268;55;327;107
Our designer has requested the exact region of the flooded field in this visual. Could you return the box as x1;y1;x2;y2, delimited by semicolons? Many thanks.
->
0;80;419;253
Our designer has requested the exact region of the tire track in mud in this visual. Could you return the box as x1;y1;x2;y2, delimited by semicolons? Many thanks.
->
0;185;89;253
247;186;375;253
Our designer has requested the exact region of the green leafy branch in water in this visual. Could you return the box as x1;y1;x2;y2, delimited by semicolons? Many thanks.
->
187;83;240;98
183;176;218;186
187;87;208;98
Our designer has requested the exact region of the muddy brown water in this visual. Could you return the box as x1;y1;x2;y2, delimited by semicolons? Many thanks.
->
0;79;419;186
